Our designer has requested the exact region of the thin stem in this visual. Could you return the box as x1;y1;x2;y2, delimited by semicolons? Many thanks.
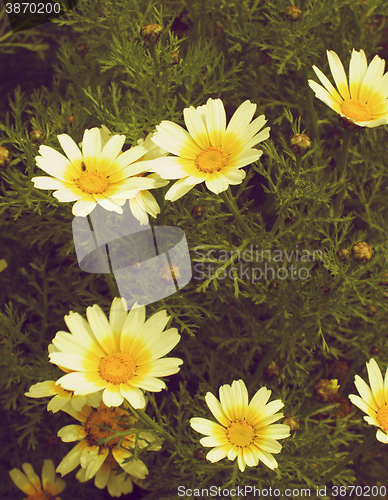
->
231;460;239;488
338;128;351;181
294;155;302;181
134;409;175;445
334;129;352;216
303;66;319;145
87;215;119;299
149;44;162;116
220;188;255;238
200;0;207;39
320;428;376;485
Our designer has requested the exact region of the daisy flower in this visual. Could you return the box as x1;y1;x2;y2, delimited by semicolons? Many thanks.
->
31;127;156;217
48;298;183;409
9;460;66;500
56;402;156;480
149;98;270;201
308;49;388;127
349;358;388;443
76;452;135;497
25;380;101;413
190;380;290;472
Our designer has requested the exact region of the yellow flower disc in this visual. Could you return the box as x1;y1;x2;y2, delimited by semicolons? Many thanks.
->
341;99;372;122
76;171;109;194
376;404;388;431
99;353;136;384
227;419;255;447
195;147;229;173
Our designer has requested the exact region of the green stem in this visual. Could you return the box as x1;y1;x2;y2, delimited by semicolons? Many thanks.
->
270;211;284;236
248;346;279;392
303;66;319;145
231;460;239;488
334;129;351;216
220;188;255;238
87;215;119;299
149;44;162;115
320;428;376;485
200;0;207;39
294;155;302;181
134;409;175;445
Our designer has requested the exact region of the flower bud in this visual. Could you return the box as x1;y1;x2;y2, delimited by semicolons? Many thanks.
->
315;379;339;402
370;346;379;355
170;52;180;64
0;146;11;170
289;133;312;155
264;361;281;378
75;43;89;55
286;5;302;21
29;129;45;144
140;23;163;43
365;305;377;316
337;248;350;261
351;242;374;265
159;263;181;283
191;205;205;218
194;448;207;460
268;281;279;289
67;115;75;126
282;416;299;432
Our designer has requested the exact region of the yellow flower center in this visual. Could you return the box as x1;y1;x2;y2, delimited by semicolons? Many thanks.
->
27;491;55;500
85;406;123;448
195;147;229;173
76;171;109;194
376;404;388;431
227;419;255;447
341;99;372;122
99;352;136;384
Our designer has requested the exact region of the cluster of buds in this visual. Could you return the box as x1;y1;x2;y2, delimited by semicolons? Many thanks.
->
191;205;205;218
264;361;281;378
159;263;181;284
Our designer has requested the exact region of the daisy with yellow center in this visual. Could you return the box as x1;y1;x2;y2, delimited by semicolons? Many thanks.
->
149;98;270;201
190;380;290;472
31;127;156;217
25;380;101;413
48;298;183;409
56;402;157;481
9;460;66;500
308;49;388;127
349;358;388;443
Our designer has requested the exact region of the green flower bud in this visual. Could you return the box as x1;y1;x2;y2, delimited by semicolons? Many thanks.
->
0;146;11;170
289;133;312;155
337;248;350;261
315;379;339;402
286;5;302;21
282;416;299;432
29;129;46;144
351;241;374;265
191;205;205;218
140;23;163;43
170;51;180;64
